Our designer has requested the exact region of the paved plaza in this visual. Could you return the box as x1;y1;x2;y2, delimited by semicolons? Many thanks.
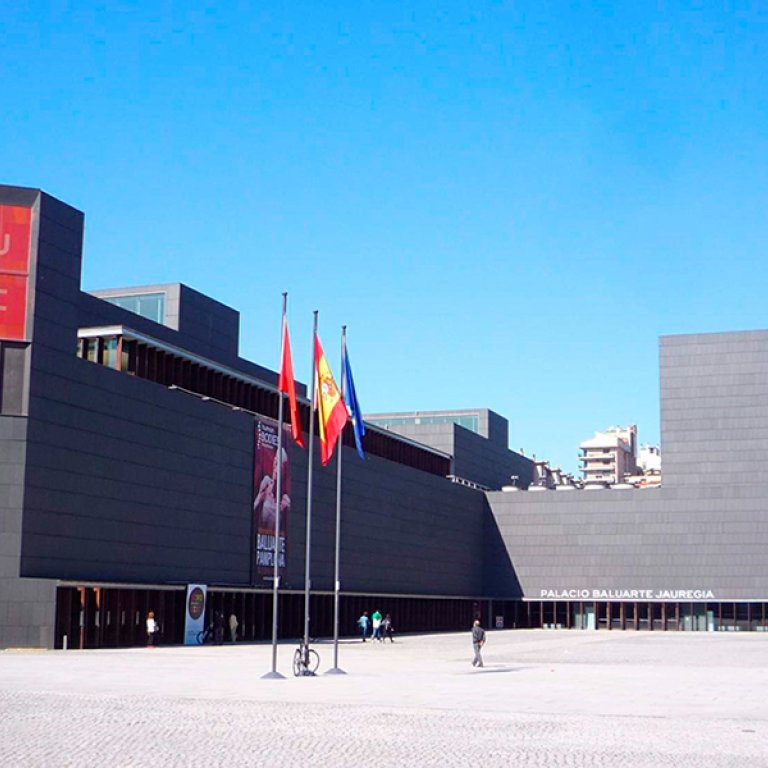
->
1;629;767;767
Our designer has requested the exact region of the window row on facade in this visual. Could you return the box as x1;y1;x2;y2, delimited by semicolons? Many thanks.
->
76;332;451;477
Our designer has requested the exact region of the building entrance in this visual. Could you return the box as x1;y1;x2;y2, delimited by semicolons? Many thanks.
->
55;586;187;649
54;585;484;649
679;604;714;631
526;600;768;632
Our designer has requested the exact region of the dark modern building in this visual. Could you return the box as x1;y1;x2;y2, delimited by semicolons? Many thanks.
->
365;409;535;491
0;185;488;649
1;184;768;649
486;329;768;632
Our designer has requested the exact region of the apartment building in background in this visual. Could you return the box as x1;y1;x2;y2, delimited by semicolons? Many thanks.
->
578;425;639;485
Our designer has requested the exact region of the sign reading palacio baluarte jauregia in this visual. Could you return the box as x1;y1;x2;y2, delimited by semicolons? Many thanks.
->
539;589;716;600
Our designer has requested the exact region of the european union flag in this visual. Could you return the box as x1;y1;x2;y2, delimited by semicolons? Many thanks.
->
342;342;366;459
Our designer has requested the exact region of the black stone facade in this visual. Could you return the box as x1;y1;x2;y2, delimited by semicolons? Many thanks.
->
485;330;768;618
0;186;486;648
3;184;768;648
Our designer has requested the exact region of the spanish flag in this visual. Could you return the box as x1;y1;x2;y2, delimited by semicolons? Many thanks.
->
314;333;348;465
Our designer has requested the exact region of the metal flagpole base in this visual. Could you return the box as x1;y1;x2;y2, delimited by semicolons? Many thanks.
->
261;671;287;680
324;667;347;676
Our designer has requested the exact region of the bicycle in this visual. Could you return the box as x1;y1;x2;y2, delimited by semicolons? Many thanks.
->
292;640;320;677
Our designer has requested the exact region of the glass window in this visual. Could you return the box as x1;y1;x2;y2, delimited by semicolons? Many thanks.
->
367;413;480;434
758;604;768;632
103;292;166;325
103;337;118;369
665;603;679;631
86;338;99;363
610;602;622;629
721;602;735;631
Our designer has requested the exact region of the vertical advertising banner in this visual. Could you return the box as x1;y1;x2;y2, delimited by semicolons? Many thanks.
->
0;205;33;340
184;584;207;645
253;418;291;582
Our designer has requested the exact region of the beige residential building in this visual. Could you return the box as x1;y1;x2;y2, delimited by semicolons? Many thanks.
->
578;425;639;485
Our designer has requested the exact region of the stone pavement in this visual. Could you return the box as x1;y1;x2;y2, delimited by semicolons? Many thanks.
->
1;629;767;767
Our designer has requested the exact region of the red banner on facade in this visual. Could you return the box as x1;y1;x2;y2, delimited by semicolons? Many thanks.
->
0;274;29;340
0;205;32;340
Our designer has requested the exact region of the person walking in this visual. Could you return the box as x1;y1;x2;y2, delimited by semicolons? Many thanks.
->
146;611;158;648
357;611;370;642
372;610;383;642
382;613;395;642
471;619;486;667
228;612;239;643
214;611;225;645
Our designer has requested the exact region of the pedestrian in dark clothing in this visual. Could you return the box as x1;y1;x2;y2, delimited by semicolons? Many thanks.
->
471;619;486;667
382;613;395;642
214;611;225;645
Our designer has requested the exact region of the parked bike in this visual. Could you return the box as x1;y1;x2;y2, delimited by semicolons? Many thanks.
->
292;641;320;676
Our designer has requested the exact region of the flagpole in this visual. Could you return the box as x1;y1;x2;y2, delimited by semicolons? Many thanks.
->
326;325;347;675
302;310;318;666
263;293;288;680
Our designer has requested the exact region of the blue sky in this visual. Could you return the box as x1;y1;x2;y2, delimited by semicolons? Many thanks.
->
3;2;767;474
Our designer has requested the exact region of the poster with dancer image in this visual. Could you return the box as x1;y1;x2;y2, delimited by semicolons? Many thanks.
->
253;418;291;582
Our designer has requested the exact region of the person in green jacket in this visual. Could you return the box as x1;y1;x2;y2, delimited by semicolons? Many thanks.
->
371;610;383;642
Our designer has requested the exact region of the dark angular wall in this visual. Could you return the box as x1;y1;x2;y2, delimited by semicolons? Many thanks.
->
486;409;509;447
485;330;768;602
0;185;81;647
21;354;485;598
1;185;486;648
660;330;768;489
378;419;533;490
451;426;534;490
89;283;242;361
80;287;285;394
22;361;254;585
283;443;485;596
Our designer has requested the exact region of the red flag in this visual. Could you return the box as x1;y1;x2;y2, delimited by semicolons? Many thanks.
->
314;333;348;465
279;319;304;448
